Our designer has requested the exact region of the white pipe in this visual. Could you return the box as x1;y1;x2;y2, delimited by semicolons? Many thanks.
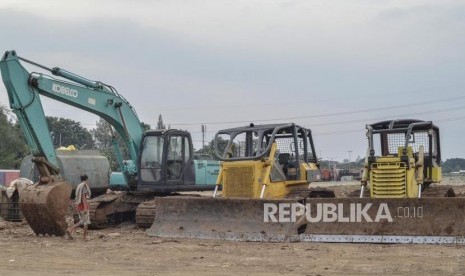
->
360;185;365;198
213;185;219;197
260;184;266;199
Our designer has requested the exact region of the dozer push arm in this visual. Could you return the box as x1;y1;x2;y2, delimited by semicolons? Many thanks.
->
0;50;145;184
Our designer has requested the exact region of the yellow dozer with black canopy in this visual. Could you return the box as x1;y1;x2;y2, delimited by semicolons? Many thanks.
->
211;123;323;198
360;119;442;198
147;123;332;241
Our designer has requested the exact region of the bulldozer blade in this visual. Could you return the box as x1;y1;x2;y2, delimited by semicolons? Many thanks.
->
20;182;72;236
146;197;302;242
300;197;465;237
148;197;465;243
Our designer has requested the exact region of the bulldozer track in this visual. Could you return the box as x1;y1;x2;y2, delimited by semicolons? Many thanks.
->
135;200;157;228
84;193;151;229
285;187;336;200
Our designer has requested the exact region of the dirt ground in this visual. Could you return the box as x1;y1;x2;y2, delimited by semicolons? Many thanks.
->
1;180;465;276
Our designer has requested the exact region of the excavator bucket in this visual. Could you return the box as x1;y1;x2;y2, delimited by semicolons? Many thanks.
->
20;181;72;236
146;197;302;242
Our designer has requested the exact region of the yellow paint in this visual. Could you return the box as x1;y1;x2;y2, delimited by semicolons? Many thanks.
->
369;146;442;198
219;142;318;199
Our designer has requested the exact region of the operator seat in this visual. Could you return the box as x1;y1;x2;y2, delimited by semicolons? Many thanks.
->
278;153;290;177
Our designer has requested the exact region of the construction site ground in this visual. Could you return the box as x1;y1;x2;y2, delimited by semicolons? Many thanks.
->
1;178;465;276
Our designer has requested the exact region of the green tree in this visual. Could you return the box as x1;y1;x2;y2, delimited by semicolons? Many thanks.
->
46;117;95;149
91;118;124;171
142;122;151;131
195;136;228;159
156;114;166;130
91;118;113;149
442;158;465;173
0;106;28;168
90;118;151;171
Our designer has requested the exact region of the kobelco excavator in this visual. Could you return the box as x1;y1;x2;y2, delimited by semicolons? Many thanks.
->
0;50;218;235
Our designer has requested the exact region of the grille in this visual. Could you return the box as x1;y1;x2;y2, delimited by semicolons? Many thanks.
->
223;166;255;197
0;197;23;222
371;163;407;198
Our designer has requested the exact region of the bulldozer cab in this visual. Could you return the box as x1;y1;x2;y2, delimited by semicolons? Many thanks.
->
363;119;442;198
212;123;320;198
215;123;318;179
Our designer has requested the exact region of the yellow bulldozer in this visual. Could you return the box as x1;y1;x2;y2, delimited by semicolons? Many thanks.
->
360;119;442;198
211;123;323;198
147;121;465;243
147;123;332;241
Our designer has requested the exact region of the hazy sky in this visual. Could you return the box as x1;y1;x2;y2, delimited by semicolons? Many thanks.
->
1;0;465;161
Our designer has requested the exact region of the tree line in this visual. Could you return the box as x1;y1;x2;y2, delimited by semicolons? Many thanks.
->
0;106;143;170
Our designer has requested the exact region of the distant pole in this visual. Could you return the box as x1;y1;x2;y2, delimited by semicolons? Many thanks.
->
330;158;335;181
201;124;206;149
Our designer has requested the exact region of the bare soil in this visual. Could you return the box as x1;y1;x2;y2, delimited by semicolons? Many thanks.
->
1;180;465;275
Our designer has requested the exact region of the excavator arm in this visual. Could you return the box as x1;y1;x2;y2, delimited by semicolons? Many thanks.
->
0;50;145;236
0;50;145;186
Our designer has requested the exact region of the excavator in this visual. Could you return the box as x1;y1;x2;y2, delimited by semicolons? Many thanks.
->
147;123;333;241
360;119;442;198
0;50;218;235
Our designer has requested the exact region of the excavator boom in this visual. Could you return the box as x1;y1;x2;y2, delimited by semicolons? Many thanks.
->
0;50;144;235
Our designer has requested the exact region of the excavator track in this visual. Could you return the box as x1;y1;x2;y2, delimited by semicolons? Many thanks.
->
78;192;201;229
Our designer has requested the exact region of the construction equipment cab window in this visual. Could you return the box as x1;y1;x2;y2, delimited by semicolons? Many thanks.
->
166;136;188;180
214;123;318;182
139;130;196;188
140;136;164;182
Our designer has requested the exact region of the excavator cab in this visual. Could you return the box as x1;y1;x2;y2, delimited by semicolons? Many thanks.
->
137;129;197;192
361;119;442;198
